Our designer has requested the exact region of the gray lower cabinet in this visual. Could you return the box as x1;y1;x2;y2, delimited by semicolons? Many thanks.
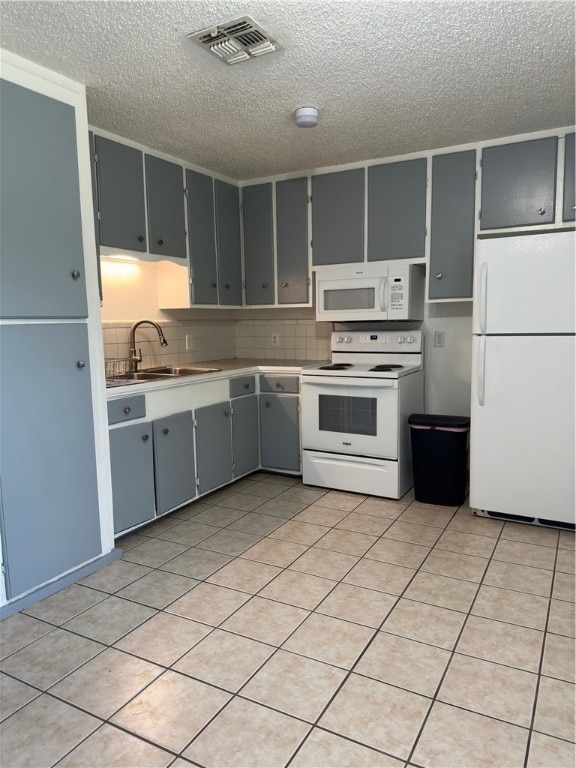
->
187;169;218;304
94;135;147;252
145;154;187;258
0;79;87;319
367;158;427;261
243;183;275;305
429;150;476;300
153;411;196;514
276;177;310;304
195;401;234;494
232;395;259;477
480;137;558;229
214;180;242;305
312;169;365;265
109;421;155;534
0;324;101;598
563;133;575;222
260;394;300;472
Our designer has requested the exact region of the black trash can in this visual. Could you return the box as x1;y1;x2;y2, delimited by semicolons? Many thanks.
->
408;414;470;506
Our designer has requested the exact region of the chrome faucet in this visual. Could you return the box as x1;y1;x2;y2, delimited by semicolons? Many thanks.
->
129;320;168;371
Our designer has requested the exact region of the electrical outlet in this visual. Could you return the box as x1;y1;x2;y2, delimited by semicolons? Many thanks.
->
271;333;280;347
434;331;446;348
185;334;194;351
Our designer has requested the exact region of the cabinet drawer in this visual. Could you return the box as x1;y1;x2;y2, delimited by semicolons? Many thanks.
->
260;375;299;394
230;375;256;398
107;395;146;425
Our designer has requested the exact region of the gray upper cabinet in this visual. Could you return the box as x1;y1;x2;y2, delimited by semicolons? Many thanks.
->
276;177;310;304
88;131;103;302
563;133;575;222
0;324;101;597
429;150;476;300
0;80;87;319
480;137;558;229
232;395;259;477
260;393;300;472
243;183;275;305
368;158;427;261
214;180;243;305
186;170;218;304
312;169;365;265
109;421;155;534
195;401;234;494
153;411;196;515
95;136;147;252
145;154;187;258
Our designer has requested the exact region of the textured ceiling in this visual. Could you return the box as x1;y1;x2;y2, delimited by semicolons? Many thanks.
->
0;1;574;180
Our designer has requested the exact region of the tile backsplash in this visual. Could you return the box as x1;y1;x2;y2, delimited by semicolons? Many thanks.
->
102;318;331;370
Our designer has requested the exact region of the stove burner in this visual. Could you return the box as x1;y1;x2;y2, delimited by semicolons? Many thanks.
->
369;364;404;372
319;363;354;370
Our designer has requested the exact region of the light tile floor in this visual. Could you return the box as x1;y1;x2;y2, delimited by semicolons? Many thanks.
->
1;472;575;767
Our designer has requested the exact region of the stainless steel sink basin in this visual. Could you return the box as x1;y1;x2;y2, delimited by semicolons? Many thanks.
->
143;366;222;376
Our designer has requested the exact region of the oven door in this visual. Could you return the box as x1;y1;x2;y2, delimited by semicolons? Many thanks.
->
301;375;399;459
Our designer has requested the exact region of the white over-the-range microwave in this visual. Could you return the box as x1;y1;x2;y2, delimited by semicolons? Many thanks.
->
314;263;425;322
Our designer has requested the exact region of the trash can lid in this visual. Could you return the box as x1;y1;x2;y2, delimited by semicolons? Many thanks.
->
408;413;470;429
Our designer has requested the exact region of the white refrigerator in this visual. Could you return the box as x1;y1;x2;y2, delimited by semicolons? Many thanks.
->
470;231;575;526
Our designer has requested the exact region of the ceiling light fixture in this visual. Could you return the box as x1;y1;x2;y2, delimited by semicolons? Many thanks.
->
295;107;319;128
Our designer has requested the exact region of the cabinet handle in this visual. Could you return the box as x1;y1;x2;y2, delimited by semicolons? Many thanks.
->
265;401;270;408
211;282;217;288
157;239;164;246
537;208;546;216
435;273;443;280
142;434;149;442
71;270;81;280
137;235;144;243
123;406;131;415
225;283;230;290
76;360;86;369
262;283;268;289
163;427;169;435
224;410;230;417
281;281;288;288
275;382;282;388
243;383;250;389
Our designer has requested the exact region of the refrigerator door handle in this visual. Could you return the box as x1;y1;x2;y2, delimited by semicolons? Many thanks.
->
478;335;487;406
479;261;488;334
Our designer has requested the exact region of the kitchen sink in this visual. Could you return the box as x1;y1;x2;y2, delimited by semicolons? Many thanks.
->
143;366;222;376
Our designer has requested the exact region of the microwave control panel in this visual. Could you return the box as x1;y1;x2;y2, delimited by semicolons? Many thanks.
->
389;277;406;311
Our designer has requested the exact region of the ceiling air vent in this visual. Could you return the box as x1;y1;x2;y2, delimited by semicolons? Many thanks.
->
187;16;282;65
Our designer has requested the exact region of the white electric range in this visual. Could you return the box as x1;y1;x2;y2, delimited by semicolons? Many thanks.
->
301;330;424;499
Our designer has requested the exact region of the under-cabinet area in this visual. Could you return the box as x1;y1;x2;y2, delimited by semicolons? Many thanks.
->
107;370;302;536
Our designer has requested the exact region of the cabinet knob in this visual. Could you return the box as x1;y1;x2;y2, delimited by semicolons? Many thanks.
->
275;382;282;388
142;434;149;442
537;208;546;216
262;283;268;289
137;235;144;243
157;238;164;246
211;282;217;288
225;283;230;290
281;282;288;288
163;427;169;435
76;360;86;369
265;402;270;408
224;410;230;417
71;270;81;280
123;406;131;415
243;383;250;389
435;273;443;280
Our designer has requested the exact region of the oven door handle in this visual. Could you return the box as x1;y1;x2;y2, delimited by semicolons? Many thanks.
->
302;376;396;388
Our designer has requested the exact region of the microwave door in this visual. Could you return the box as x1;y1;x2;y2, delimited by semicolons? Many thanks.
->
318;276;388;321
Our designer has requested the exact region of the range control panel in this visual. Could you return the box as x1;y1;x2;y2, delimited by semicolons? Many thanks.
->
331;330;422;353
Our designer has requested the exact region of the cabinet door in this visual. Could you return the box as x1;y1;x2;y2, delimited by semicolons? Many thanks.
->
88;131;103;302
312;169;365;265
109;422;155;534
368;158;427;261
214;180;242;305
153;411;196;514
95;136;147;252
187;170;218;304
0;80;87;319
429;150;476;299
145;155;187;258
260;394;300;472
243;183;275;305
232;396;259;477
480;138;557;229
195;401;233;494
0;324;101;597
276;177;309;304
563;133;575;222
